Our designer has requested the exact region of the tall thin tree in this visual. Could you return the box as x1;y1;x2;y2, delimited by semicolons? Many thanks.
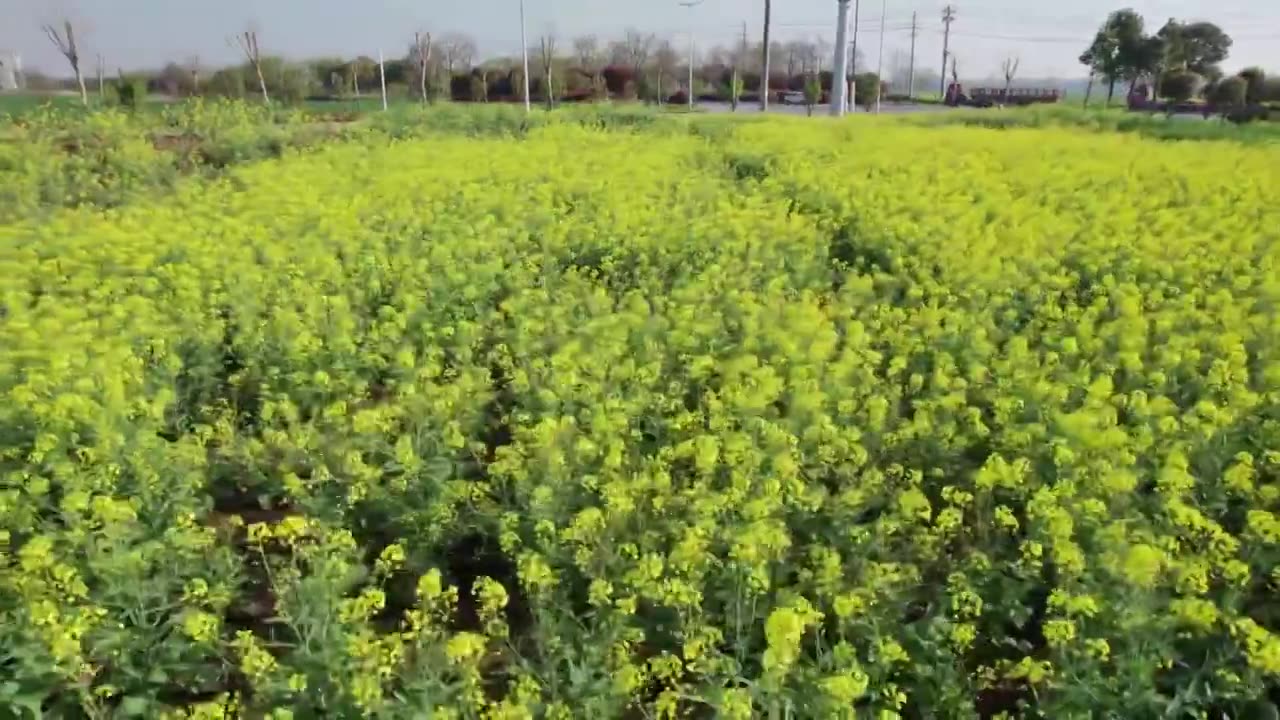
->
538;34;558;109
412;31;433;103
42;20;88;106
233;30;269;104
1001;56;1020;105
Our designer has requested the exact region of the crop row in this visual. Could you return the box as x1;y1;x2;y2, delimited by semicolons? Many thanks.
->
1;118;1278;718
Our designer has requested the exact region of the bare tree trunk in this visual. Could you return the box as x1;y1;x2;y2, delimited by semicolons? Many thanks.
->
43;20;89;106
760;0;772;111
1083;72;1095;108
1106;77;1116;106
415;32;432;103
233;31;270;104
255;63;270;104
75;65;88;106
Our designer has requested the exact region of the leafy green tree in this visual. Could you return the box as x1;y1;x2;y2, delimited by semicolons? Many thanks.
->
1237;67;1266;105
110;72;147;109
470;69;488;102
1156;20;1231;79
728;75;743;110
1080;9;1146;105
1179;22;1231;79
206;67;248;98
1079;9;1211;105
1159;69;1203;109
803;75;821;116
1208;76;1246;116
853;72;880;110
1264;77;1280;103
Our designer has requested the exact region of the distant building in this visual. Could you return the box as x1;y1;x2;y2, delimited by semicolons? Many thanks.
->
0;52;21;91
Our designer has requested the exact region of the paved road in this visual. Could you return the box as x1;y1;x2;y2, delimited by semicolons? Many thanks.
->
697;101;956;115
696;101;1214;120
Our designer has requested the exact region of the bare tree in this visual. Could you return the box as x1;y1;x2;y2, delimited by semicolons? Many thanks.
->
412;31;433;103
573;35;600;76
42;20;88;106
619;28;655;99
186;56;203;94
439;33;478;78
781;42;798;78
572;35;606;97
760;0;772;110
538;33;558;108
232;29;269;104
1001;55;1020;105
653;39;679;105
815;36;832;74
795;40;819;76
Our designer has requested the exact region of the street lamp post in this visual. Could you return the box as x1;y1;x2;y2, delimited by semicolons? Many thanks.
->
679;0;705;110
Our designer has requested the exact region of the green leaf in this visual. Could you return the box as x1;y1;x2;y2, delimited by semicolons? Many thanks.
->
119;696;152;717
1242;701;1280;720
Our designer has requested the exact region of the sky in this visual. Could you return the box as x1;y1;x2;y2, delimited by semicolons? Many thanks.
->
2;0;1277;81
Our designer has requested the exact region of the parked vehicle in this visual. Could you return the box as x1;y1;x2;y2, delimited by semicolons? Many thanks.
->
945;83;1062;108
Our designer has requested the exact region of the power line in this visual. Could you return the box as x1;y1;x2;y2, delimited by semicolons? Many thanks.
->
938;29;1085;43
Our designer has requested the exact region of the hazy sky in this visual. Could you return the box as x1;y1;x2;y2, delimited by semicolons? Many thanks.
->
3;0;1277;80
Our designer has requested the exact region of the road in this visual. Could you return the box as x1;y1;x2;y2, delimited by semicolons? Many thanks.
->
696;101;1214;120
697;101;955;115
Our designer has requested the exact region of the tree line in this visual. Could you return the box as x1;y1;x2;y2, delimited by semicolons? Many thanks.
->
1079;9;1279;111
24;10;1274;112
23;20;895;109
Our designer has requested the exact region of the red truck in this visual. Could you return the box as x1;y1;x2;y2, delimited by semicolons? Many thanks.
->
945;83;1062;108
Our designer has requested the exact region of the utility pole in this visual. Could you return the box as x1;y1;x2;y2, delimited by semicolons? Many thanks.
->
679;0;705;111
378;50;388;111
940;5;956;100
519;0;532;113
96;53;104;97
908;11;918;100
875;0;886;113
830;0;852;116
849;0;860;112
738;21;748;111
761;0;771;111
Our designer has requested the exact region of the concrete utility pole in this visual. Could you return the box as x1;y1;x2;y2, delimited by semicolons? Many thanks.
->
519;0;532;112
679;0;705;110
378;50;388;111
940;5;956;99
830;0;852;116
848;0;860;112
761;0;772;111
908;11;918;99
875;0;886;113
